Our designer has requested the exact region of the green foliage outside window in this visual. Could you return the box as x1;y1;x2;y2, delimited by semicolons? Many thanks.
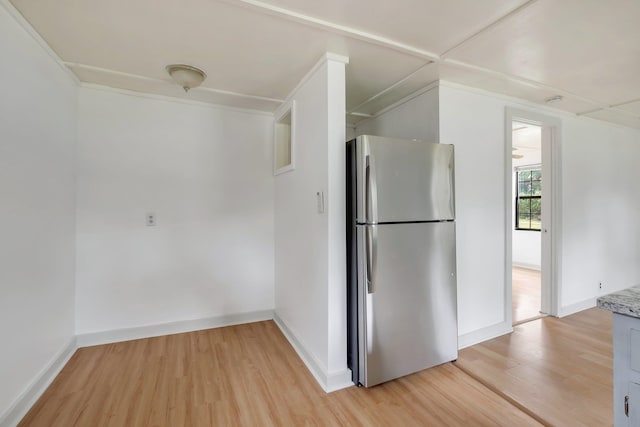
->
516;169;541;231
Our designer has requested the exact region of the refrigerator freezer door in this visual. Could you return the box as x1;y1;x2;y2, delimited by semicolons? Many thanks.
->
356;135;455;224
357;221;458;387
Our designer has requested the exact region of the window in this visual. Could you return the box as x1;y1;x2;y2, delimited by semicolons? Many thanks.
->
516;168;541;231
273;100;295;175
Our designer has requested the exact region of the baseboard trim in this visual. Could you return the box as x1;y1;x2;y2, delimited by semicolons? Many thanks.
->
325;369;353;393
273;314;352;393
77;310;274;347
558;298;596;318
0;337;77;427
512;262;541;271
458;320;513;349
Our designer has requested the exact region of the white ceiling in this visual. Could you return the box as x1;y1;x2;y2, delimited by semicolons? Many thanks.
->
512;121;541;166
8;0;640;129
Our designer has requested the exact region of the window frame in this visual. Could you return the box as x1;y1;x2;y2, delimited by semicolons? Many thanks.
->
515;166;542;232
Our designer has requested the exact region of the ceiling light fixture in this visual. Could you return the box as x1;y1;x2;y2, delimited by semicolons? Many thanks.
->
545;95;563;105
166;64;207;92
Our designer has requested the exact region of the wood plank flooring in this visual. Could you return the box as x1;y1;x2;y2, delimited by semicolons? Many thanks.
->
456;307;613;427
20;321;542;427
19;308;613;427
512;266;542;323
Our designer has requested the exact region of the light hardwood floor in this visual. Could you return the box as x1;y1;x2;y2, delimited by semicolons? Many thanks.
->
512;266;542;323
456;307;613;427
19;308;612;426
20;321;541;426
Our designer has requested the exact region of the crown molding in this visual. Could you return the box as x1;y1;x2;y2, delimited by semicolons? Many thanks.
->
66;62;285;104
277;52;349;115
1;0;79;85
348;61;436;114
80;83;277;117
373;80;440;118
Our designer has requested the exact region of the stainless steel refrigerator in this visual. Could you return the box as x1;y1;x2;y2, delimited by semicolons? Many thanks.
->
346;135;458;387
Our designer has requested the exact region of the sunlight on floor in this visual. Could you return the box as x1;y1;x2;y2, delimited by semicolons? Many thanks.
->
512;267;541;323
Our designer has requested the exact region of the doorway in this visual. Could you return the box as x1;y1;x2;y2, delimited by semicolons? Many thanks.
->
511;121;543;323
505;108;561;326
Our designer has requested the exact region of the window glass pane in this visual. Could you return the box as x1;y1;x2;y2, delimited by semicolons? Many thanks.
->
531;169;541;181
518;170;531;182
517;198;531;212
518;213;530;229
517;199;530;229
530;198;541;214
531;211;541;230
531;180;542;196
518;182;531;196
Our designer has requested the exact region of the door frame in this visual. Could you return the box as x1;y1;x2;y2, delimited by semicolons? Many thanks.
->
504;108;562;325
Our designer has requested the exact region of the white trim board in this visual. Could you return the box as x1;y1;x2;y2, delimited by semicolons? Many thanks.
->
219;0;438;61
353;82;439;131
69;63;284;104
80;83;278;117
273;314;352;393
277;52;349;113
512;262;541;271
558;298;597;318
76;310;274;347
0;0;79;86
0;338;77;427
457;321;513;350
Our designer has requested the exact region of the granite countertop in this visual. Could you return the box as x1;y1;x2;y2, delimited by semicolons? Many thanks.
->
597;285;640;318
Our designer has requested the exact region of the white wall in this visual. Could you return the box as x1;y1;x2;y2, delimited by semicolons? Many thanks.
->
75;87;274;334
437;85;508;341
440;83;640;332
346;126;356;141
561;118;640;308
0;3;78;422
512;230;541;270
356;81;640;346
273;55;350;391
355;86;440;142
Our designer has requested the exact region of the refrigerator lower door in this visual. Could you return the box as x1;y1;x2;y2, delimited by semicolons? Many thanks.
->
357;221;458;387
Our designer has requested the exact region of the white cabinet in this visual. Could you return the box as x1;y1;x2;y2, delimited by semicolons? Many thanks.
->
613;313;640;426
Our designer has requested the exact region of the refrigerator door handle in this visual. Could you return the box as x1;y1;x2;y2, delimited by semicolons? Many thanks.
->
365;155;379;224
366;225;378;294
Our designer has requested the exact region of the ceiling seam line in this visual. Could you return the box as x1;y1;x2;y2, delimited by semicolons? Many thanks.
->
217;0;633;119
215;0;441;62
64;62;285;103
348;62;435;114
567;106;639;120
362;81;441;122
439;0;541;60
442;59;611;110
611;99;640;108
79;83;277;116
